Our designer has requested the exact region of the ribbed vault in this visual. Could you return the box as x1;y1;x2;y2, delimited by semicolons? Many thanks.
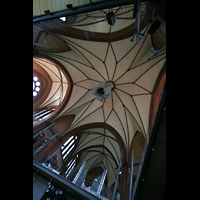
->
34;7;166;187
49;24;165;150
71;127;121;186
33;57;73;132
33;58;69;108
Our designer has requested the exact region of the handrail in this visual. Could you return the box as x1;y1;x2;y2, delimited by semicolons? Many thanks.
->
33;122;55;139
33;160;101;200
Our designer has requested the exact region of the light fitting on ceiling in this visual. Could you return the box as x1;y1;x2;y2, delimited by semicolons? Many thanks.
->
106;9;115;26
60;17;67;21
92;82;114;102
115;167;122;175
66;4;73;9
44;10;55;16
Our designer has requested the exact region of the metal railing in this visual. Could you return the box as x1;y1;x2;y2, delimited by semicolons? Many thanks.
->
33;125;113;199
33;2;147;33
131;70;166;200
33;160;100;200
33;0;145;23
72;161;109;200
131;140;147;199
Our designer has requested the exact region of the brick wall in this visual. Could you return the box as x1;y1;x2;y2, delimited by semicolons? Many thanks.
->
149;63;166;134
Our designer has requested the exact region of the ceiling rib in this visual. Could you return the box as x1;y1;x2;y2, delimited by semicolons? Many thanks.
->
54;34;108;82
35;59;61;80
76;135;103;152
106;136;120;162
35;10;166;186
113;103;128;148
113;89;143;137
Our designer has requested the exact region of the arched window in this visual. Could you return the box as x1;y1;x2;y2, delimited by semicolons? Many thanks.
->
33;76;41;97
33;107;56;125
33;57;73;133
65;156;78;178
61;136;78;160
60;136;79;178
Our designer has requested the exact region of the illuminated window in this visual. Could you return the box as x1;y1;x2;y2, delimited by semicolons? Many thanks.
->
61;136;78;160
33;108;55;124
61;137;79;178
33;76;41;97
65;156;78;178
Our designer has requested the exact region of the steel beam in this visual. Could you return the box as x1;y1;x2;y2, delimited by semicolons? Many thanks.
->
129;149;134;200
147;45;166;61
33;42;51;49
112;152;123;200
33;122;55;139
135;0;141;44
33;0;141;23
131;0;144;44
33;131;61;155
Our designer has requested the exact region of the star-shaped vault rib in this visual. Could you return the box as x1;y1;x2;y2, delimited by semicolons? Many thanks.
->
50;24;166;154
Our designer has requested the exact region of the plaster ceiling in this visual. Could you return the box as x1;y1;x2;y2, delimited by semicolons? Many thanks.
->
45;23;165;186
50;24;165;146
33;3;166;186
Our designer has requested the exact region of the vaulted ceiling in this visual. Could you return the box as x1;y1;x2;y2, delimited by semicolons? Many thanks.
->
33;2;166;186
49;24;165;145
33;58;69;108
72;127;121;186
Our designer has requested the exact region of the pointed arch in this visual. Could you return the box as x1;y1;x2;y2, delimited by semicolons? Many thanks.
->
61;122;126;162
128;131;145;164
33;54;73;135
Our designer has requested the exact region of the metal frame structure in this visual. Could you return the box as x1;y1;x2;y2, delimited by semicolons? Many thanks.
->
129;149;134;200
33;0;147;23
131;0;144;43
132;83;166;200
111;152;123;200
33;131;61;155
33;161;100;200
33;122;55;139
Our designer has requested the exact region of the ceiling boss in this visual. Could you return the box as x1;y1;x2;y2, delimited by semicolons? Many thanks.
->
92;82;114;102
